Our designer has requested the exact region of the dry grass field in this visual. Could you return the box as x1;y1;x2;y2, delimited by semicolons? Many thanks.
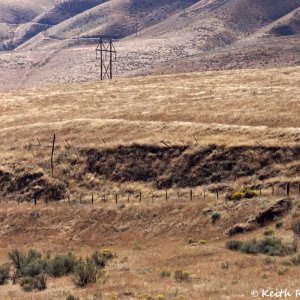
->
0;66;300;299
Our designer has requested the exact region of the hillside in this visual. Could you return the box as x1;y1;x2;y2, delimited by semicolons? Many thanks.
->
0;67;300;299
1;67;299;202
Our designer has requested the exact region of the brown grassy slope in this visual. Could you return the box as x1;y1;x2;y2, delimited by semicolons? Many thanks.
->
0;67;299;202
0;197;299;300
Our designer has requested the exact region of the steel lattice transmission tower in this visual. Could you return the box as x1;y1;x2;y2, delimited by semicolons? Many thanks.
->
95;37;117;80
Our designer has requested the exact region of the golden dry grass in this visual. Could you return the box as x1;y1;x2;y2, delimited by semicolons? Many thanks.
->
0;66;300;152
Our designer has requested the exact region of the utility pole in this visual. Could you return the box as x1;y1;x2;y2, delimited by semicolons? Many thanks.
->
95;37;117;80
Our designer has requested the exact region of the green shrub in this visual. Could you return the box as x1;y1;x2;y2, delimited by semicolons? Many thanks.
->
211;212;221;224
33;273;47;291
0;263;10;285
174;270;190;282
26;249;42;264
20;276;34;292
226;237;293;256
74;258;99;287
91;249;113;268
62;253;77;273
225;240;243;251
20;274;47;292
21;259;47;278
47;256;67;277
8;249;26;270
47;253;76;277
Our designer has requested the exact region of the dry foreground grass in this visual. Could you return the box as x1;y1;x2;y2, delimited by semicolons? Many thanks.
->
0;66;300;299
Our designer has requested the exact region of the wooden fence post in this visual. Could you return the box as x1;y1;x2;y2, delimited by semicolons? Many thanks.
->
115;193;118;204
190;190;193;201
139;191;142;203
166;190;168;201
217;191;219;199
50;134;56;177
127;194;130;204
203;188;206;199
34;196;37;206
92;194;94;205
287;183;290;196
152;193;154;203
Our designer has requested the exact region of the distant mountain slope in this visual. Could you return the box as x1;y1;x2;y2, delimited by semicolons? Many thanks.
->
0;0;299;89
0;0;55;23
2;0;300;51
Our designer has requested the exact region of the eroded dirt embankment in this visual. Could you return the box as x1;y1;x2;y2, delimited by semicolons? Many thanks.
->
0;144;299;202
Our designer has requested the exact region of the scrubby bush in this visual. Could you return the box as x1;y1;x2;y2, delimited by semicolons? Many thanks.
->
4;248;113;291
225;240;243;251
92;249;113;268
74;258;99;287
20;259;47;278
226;237;293;256
19;273;47;292
20;276;34;292
8;249;26;270
47;256;67;277
0;263;10;285
174;270;190;282
276;222;283;229
33;273;47;290
47;253;76;277
211;212;221;224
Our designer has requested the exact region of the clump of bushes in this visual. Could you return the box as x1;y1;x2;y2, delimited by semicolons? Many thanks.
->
74;258;99;287
0;248;115;292
0;263;10;285
91;249;114;268
226;189;257;201
226;237;293;256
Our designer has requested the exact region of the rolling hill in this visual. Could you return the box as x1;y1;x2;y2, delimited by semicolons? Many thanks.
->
0;0;299;89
